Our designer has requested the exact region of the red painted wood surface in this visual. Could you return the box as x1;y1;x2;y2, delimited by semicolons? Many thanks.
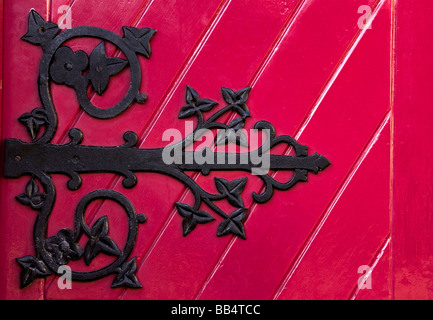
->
392;0;433;300
0;0;431;300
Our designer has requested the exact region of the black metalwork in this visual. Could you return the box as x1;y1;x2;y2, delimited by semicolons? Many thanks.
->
3;10;330;289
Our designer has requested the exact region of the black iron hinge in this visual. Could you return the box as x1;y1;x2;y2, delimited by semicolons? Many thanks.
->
3;10;330;289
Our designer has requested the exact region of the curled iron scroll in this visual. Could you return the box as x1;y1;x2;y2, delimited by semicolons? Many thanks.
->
4;10;330;289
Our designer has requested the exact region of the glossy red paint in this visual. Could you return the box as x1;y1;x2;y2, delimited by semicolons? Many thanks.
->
0;0;431;300
392;0;433;300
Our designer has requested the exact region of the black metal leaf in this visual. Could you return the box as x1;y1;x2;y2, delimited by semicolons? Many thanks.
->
112;258;142;288
221;87;236;104
217;208;247;239
221;87;251;105
178;85;218;119
83;216;121;265
21;9;59;47
197;99;219;112
228;117;246;130
122;26;156;58
221;87;251;119
185;85;200;104
178;105;198;119
232;104;251;118
234;87;251;104
16;177;46;210
87;42;128;95
16;255;51;289
18;108;49;140
175;202;215;236
215;128;248;147
214;177;247;208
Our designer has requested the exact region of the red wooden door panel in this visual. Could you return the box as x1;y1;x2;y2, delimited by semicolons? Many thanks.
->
0;0;431;301
393;0;433;300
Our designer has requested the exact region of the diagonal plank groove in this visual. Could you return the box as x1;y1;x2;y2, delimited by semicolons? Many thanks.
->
43;0;153;295
122;2;308;284
349;235;391;300
30;0;389;299
56;0;152;145
126;0;386;300
236;0;385;219
118;0;303;299
217;0;308;145
272;109;391;299
75;0;230;230
294;0;384;141
249;0;307;88
193;0;310;300
57;0;75;27
135;0;232;145
195;0;387;300
44;0;232;297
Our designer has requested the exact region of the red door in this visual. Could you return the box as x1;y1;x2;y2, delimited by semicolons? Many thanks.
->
0;0;431;300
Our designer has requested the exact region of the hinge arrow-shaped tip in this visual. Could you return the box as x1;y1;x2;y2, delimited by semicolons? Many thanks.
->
312;153;331;173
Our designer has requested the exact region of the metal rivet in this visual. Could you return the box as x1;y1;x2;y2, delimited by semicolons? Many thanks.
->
64;62;73;71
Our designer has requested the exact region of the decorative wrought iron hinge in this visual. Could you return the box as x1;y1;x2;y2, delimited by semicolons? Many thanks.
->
3;10;330;289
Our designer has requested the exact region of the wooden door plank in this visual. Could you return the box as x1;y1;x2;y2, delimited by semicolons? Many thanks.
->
48;0;153;146
117;0;303;300
0;0;51;300
275;120;390;300
43;0;301;299
197;1;391;299
392;0;433;300
41;0;224;299
0;0;401;301
0;0;222;299
0;0;4;204
48;0;224;148
120;0;387;300
352;238;391;300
